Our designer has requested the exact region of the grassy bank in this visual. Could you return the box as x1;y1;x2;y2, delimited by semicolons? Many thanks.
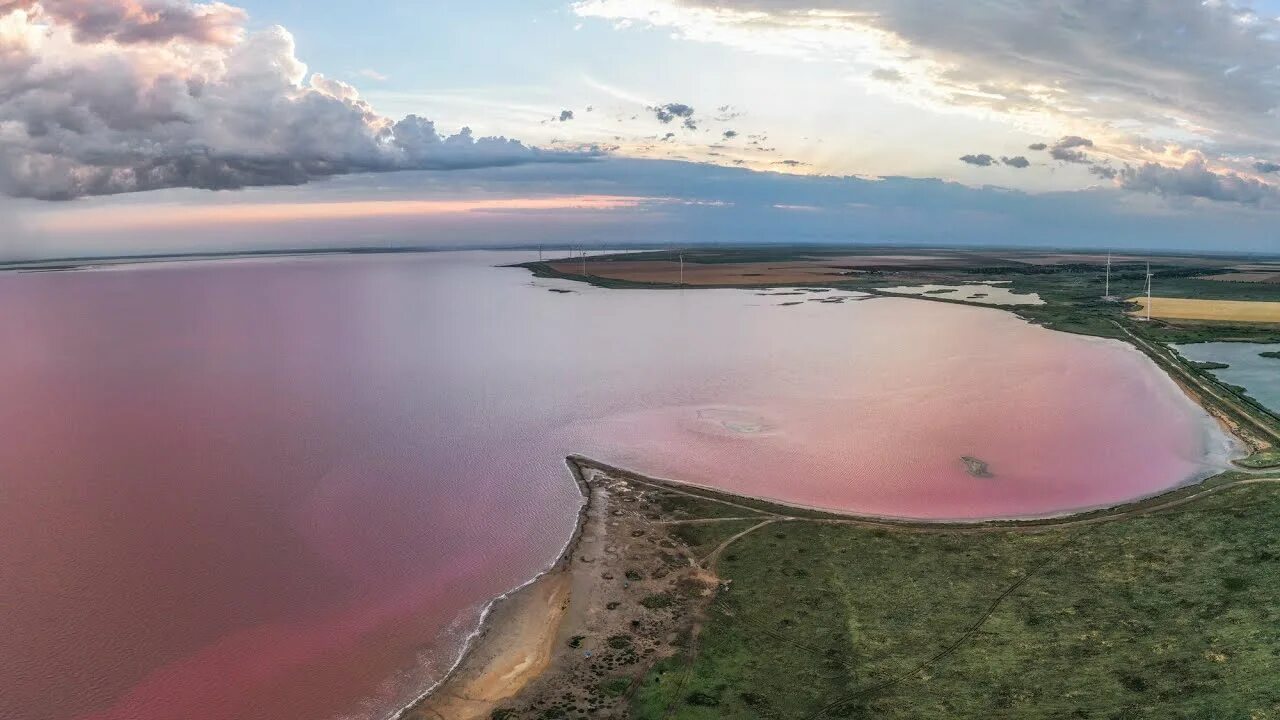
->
633;481;1280;720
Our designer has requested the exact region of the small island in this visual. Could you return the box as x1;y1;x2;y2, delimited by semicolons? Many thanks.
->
961;455;995;478
1261;351;1280;360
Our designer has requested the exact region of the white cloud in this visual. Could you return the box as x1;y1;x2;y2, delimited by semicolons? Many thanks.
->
0;1;596;199
1118;152;1278;206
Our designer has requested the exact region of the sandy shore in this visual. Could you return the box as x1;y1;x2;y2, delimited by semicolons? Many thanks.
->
401;446;1279;720
403;458;725;719
402;462;594;720
406;574;572;720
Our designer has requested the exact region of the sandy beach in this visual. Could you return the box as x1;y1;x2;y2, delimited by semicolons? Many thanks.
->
407;574;573;720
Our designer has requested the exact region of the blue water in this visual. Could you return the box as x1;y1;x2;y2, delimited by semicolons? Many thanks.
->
1173;342;1280;414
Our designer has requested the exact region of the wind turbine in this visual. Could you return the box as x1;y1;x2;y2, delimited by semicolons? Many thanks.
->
679;251;685;286
1145;261;1154;321
1104;251;1112;300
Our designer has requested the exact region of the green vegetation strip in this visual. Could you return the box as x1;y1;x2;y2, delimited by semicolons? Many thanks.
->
632;482;1280;720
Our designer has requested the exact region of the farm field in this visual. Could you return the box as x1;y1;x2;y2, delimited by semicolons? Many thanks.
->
1133;297;1280;324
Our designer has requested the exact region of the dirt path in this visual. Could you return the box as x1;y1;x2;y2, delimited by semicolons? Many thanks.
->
699;519;777;566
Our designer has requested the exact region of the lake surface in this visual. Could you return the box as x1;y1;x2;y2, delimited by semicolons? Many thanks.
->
1173;342;1280;414
0;252;1232;720
877;281;1044;305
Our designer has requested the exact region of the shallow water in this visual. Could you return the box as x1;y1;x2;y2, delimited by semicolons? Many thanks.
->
0;252;1229;720
1173;342;1280;414
877;281;1044;305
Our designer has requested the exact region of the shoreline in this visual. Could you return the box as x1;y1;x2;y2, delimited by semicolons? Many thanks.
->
401;445;1279;720
398;461;593;720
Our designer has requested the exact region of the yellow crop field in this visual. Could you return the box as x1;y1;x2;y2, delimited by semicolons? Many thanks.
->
1132;297;1280;323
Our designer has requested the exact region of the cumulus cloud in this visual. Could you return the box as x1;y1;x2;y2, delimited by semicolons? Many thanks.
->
0;1;597;199
6;0;246;45
1001;156;1029;169
558;110;575;122
1049;136;1094;164
1118;154;1276;205
959;153;995;167
723;130;738;140
651;102;697;130
1089;164;1118;180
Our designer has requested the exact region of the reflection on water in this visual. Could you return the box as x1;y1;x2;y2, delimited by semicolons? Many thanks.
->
0;252;1229;720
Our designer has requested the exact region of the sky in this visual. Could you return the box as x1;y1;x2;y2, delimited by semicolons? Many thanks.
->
4;0;1280;259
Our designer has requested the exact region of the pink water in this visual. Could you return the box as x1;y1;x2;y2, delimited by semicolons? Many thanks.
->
0;252;1229;720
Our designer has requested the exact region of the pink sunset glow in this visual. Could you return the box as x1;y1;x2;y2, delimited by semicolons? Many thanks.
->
35;195;653;233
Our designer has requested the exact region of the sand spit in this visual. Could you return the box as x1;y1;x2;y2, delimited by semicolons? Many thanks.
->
403;459;726;720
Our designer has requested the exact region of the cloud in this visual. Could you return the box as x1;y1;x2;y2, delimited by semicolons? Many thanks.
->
1254;161;1280;174
1027;143;1047;151
870;67;904;83
1089;164;1117;180
651;102;696;130
1049;136;1094;163
6;0;246;45
959;153;995;167
723;130;738;140
559;110;575;122
21;158;1280;258
573;0;1280;204
1001;156;1029;169
0;1;597;199
1118;153;1276;205
713;105;743;121
357;68;388;82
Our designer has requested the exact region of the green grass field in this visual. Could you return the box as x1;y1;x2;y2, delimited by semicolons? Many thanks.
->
633;482;1280;720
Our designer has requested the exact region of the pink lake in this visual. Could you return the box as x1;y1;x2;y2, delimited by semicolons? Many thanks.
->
0;251;1233;720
